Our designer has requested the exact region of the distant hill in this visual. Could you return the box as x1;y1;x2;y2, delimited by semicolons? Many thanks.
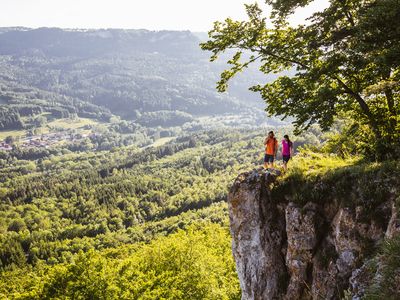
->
0;27;275;130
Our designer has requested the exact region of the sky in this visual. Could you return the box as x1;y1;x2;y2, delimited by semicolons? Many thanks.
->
0;0;329;32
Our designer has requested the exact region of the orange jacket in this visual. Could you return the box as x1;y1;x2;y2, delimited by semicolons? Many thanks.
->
265;137;278;155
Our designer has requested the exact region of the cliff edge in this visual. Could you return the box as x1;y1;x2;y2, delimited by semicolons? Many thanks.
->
228;166;399;299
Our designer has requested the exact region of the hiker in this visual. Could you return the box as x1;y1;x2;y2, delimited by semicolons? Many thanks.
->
282;134;294;171
263;131;278;169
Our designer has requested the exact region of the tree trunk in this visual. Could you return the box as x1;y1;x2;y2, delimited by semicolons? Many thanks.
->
385;89;397;135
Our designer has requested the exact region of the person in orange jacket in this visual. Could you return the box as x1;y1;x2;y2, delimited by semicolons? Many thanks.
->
263;131;278;169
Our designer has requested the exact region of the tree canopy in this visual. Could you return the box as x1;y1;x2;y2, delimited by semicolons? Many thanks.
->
201;0;400;160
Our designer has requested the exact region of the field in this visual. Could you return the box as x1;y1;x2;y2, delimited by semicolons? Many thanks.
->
0;129;25;140
144;137;175;148
47;117;101;130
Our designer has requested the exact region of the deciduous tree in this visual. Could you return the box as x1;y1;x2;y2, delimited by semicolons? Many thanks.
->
201;0;400;159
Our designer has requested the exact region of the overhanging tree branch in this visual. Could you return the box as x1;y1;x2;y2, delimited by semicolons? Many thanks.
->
258;47;310;69
254;46;380;136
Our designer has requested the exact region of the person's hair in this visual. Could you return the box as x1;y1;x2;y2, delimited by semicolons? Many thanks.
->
268;131;274;135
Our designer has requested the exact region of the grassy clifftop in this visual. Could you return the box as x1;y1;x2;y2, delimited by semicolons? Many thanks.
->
275;152;399;211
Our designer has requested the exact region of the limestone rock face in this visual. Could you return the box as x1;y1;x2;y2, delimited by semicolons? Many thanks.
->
228;169;398;300
229;171;286;299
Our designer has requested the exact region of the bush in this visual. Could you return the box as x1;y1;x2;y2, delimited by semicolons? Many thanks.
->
364;236;400;299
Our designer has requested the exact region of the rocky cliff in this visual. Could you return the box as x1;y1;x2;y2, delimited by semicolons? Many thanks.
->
228;167;399;299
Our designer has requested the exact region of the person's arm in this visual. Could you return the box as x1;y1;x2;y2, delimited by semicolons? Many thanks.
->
263;137;268;145
274;140;278;157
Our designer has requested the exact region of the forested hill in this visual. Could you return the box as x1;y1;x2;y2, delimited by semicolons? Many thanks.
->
0;28;199;56
0;27;271;128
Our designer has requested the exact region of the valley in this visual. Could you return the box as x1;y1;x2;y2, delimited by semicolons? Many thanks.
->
0;7;399;297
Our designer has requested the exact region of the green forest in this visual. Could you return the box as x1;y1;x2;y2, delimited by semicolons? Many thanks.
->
0;128;320;299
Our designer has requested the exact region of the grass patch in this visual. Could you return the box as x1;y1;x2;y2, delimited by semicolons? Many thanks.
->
47;117;100;130
0;129;25;140
144;137;175;149
285;151;359;178
273;152;399;212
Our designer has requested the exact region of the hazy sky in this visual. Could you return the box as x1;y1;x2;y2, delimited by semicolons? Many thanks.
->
1;0;329;31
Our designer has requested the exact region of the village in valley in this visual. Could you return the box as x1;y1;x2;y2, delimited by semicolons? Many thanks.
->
0;117;104;151
0;141;12;151
0;131;99;151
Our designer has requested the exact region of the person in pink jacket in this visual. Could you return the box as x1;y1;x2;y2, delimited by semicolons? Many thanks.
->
282;134;294;171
